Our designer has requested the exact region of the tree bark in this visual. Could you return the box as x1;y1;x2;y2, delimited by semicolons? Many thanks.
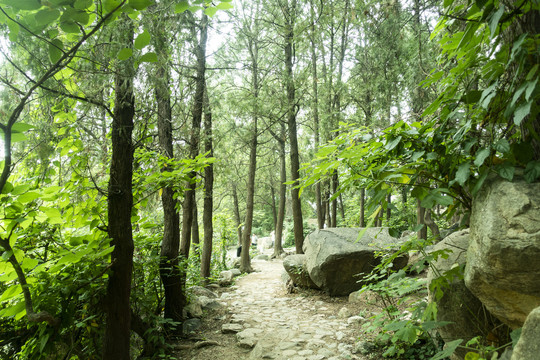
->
273;122;287;257
309;0;323;230
103;14;135;360
240;7;262;272
201;86;214;280
360;188;365;227
416;198;427;240
232;183;243;246
283;0;304;254
180;13;208;258
192;201;200;254
153;14;183;326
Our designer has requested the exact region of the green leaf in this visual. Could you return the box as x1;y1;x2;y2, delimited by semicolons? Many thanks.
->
474;148;490;167
1;0;41;10
104;0;123;12
514;101;532;126
74;0;93;9
140;52;158;62
494;138;510;154
496;163;515;181
117;47;133;60
488;6;504;39
525;79;538;101
216;2;233;9
12;123;33;132
129;0;153;10
204;7;218;17
0;301;26;318
60;21;80;34
48;39;64;63
40;206;63;224
385;136;402;151
464;352;481;360
35;9;61;25
431;339;463;360
461;90;482;104
134;29;151;50
455;162;471;186
18;191;40;204
175;1;189;13
524;161;540;183
472;170;488;195
0;284;21;302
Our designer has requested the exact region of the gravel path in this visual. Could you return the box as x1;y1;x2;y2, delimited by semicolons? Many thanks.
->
214;258;369;360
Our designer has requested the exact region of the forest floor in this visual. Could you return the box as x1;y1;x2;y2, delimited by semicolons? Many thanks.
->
173;256;382;360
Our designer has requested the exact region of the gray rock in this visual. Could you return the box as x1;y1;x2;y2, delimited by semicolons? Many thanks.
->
185;302;203;318
283;254;320;289
183;318;201;334
428;229;506;360
237;328;260;348
465;176;540;328
221;323;244;333
230;268;242;277
254;254;270;261
511;306;540;360
349;289;379;305
303;227;407;296
188;285;218;299
281;269;291;284
219;270;234;286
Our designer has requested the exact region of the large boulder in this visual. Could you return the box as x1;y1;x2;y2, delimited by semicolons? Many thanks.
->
511;306;540;360
303;227;407;296
465;176;540;329
427;229;507;360
282;254;319;289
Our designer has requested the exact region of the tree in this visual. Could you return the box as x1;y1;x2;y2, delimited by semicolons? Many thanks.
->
103;13;135;360
151;3;184;326
201;86;214;279
281;0;304;254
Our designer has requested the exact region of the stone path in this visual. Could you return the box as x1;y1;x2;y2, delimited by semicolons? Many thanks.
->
217;258;368;360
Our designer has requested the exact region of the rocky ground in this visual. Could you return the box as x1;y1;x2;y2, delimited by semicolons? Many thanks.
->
174;257;382;360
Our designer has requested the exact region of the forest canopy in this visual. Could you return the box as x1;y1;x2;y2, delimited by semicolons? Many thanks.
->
0;0;538;358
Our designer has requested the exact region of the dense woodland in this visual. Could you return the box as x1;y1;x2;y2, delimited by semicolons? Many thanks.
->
0;0;538;358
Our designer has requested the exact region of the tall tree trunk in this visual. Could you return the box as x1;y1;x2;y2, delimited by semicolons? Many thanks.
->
309;0;323;230
360;188;365;227
283;0;304;254
103;14;135;360
331;173;338;227
417;198;427;240
386;193;391;222
192;201;200;254
232;183;243;246
240;9;261;272
201;86;214;279
273;122;286;257
152;14;183;327
271;184;278;231
180;13;208;258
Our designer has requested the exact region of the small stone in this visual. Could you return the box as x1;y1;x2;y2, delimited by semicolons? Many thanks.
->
283;349;298;357
338;307;351;318
347;315;365;325
335;331;345;341
221;323;243;333
182;318;201;334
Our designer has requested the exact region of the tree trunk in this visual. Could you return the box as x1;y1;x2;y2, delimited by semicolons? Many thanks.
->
386;193;391;222
103;14;135;360
180;13;208;258
283;0;304;254
240;13;261;272
201;86;214;280
416;198;427;240
192;201;200;254
360;188;365;227
331;173;338;227
309;0;323;230
153;15;183;326
424;209;441;242
273;122;286;257
232;183;243;246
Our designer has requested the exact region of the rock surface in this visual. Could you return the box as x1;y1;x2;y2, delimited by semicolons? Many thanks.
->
511;306;540;360
303;227;406;296
283;254;320;289
465;176;540;328
427;229;507;360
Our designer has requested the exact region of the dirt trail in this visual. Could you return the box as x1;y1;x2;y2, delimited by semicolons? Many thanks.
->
174;258;370;360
